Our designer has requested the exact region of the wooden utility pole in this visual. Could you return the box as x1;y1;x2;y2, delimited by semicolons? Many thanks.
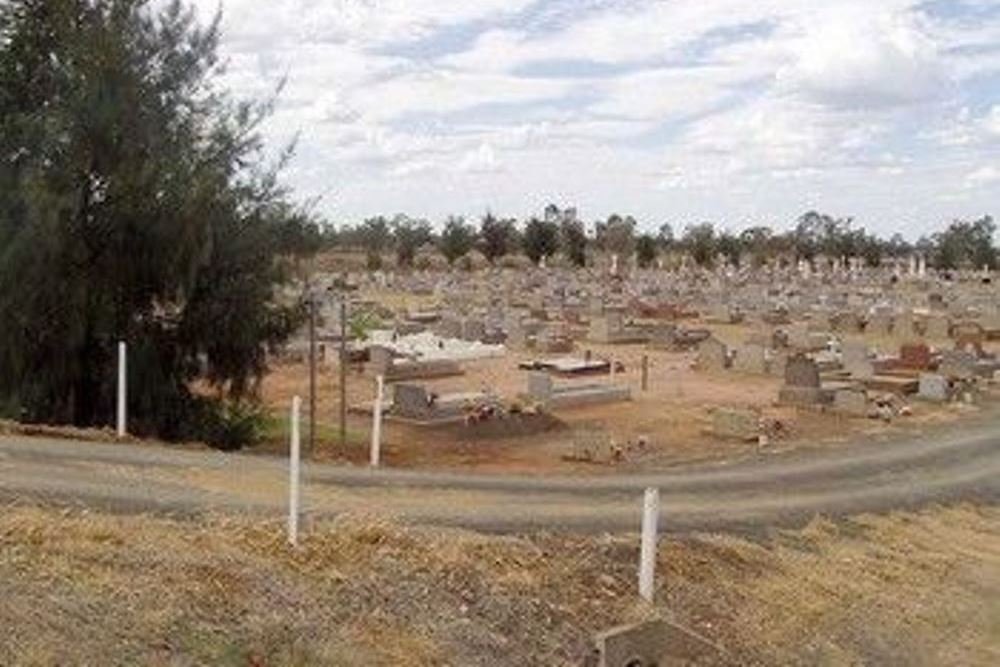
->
339;298;347;449
308;294;317;454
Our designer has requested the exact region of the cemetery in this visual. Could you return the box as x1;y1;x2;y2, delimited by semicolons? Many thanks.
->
261;254;1000;473
3;3;999;664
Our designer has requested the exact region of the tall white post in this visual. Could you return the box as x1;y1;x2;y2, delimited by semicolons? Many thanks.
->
370;374;385;467
288;395;301;547
116;341;127;438
638;487;660;602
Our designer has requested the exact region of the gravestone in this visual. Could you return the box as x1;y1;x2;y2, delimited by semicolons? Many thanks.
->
785;354;820;387
779;354;825;406
953;322;985;356
939;350;977;380
833;388;868;416
842;341;873;379
898;342;931;370
695;337;728;371
586;618;726;667
918;373;949;402
393;383;432;420
732;343;767;374
526;371;553;401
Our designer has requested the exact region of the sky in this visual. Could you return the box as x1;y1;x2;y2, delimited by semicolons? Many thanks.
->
185;0;1000;238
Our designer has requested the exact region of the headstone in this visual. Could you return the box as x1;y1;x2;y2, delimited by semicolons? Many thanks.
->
953;322;985;356
939;350;977;380
833;388;868;416
695;337;728;371
898;342;931;370
733;343;767;374
587;618;725;667
526;371;553;401
393;383;431;420
785;354;820;387
918;373;949;402
779;354;825;405
842;341;873;379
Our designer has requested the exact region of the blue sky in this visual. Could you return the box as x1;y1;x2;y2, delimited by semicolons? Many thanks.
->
188;0;1000;238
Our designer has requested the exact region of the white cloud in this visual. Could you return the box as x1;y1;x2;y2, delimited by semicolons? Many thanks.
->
458;143;503;173
777;9;950;108
164;0;1000;233
984;105;1000;137
966;165;1000;188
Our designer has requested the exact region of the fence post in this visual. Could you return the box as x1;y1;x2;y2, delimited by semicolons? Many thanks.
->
116;341;127;438
370;374;384;467
288;396;301;547
639;487;659;602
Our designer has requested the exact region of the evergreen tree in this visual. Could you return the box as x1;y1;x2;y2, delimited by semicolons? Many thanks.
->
0;0;316;445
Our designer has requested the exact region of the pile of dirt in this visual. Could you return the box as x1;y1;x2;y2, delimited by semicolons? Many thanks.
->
1;504;997;665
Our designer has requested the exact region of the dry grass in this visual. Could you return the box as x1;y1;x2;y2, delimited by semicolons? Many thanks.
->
1;504;998;666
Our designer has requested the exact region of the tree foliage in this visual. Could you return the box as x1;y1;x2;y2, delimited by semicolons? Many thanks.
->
560;218;588;267
391;214;432;268
478;212;515;264
682;223;717;267
522;218;559;265
0;0;315;445
595;214;636;257
929;216;996;270
635;234;658;268
438;215;475;265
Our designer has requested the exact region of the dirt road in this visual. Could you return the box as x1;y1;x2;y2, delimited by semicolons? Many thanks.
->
1;418;998;533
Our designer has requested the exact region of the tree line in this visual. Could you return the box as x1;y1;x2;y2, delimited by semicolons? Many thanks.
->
324;206;997;272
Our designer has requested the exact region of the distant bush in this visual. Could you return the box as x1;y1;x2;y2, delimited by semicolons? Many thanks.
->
189;398;267;451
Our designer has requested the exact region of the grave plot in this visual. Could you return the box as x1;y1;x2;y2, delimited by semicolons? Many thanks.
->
523;371;631;410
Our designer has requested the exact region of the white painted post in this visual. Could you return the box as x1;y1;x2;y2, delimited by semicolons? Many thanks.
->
370;374;385;467
288;395;301;547
638;487;659;602
116;341;127;438
609;358;616;383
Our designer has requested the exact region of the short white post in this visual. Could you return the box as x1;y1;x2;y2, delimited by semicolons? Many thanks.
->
638;487;659;602
370;374;384;467
116;341;127;438
609;358;616;383
288;395;301;547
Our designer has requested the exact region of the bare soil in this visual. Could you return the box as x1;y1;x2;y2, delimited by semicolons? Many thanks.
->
258;324;997;475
